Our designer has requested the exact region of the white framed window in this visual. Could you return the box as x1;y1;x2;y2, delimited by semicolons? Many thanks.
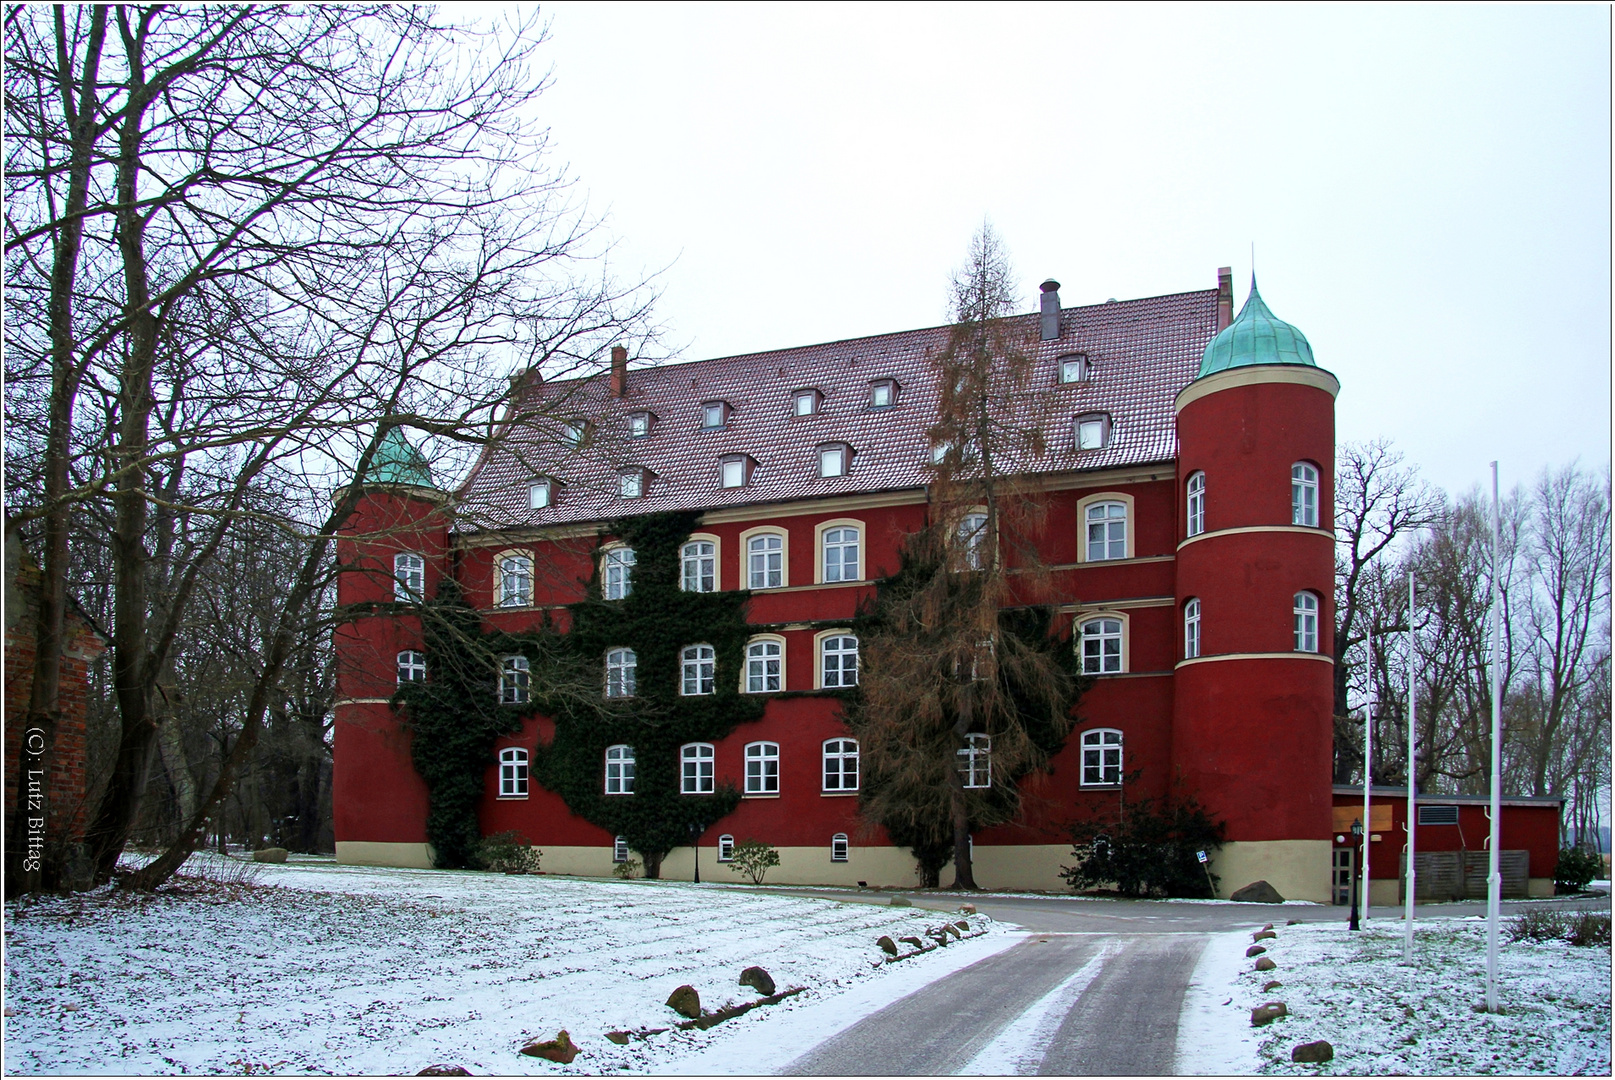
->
1059;354;1088;384
528;480;552;509
603;546;636;600
1186;472;1205;537
1080;617;1123;674
868;380;897;409
394;553;425;601
818;444;849;478
499;554;533;608
501;655;530;704
681;742;715;794
794;389;821;416
397;650;426;684
1084;501;1127;561
822;526;859;582
958;733;991;789
605;647;637;698
1294;592;1319;653
682;540;717;592
499;747;529;798
1075;412;1111;450
717;834;735;861
957;512;988;570
627;412;653;438
1292;462;1319;527
1080;729;1123;787
613;836;631;862
561;419;585;447
821;634;858;688
745;741;780;795
747;533;785;589
823;738;859;792
720;455;751;489
681;644;716;696
605;744;635;794
619;468;646;499
831;833;849;862
746;638;783;693
701;401;728;429
1184;598;1201;660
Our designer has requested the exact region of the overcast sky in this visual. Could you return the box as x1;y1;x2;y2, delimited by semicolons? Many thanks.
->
513;3;1607;499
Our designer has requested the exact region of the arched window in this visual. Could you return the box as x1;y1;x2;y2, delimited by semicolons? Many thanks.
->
1292;462;1319;527
957;734;991;789
605;648;637;698
746;638;783;693
681;540;716;592
498;747;529;798
823;738;859;792
821;634;858;688
397;650;426;684
394;553;425;601
603;546;636;600
1184;598;1201;659
956;512;987;570
613;836;630;862
681;644;716;696
605;744;635;794
681;743;715;794
745;741;780;795
1079;617;1123;674
1085;502;1127;561
822;526;860;582
499;554;533;608
717;834;735;861
831;834;850;862
747;533;785;589
1294;592;1319;653
500;655;530;704
1080;729;1123;787
1186;472;1205;537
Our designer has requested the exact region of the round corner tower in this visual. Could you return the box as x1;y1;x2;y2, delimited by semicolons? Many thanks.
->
332;427;449;869
1172;277;1338;902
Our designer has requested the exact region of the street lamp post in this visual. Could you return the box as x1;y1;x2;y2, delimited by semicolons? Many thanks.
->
1349;818;1364;931
689;822;703;884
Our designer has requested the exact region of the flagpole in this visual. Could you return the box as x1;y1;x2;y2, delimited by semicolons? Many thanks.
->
1486;462;1503;1011
1403;571;1417;963
1363;628;1374;922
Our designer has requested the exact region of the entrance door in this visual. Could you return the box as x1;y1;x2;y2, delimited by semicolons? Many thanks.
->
1332;848;1355;905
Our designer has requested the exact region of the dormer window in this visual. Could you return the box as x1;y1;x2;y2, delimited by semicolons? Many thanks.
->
528;479;552;509
720;454;754;489
868;380;898;409
701;401;730;429
627;411;655;438
1059;354;1089;384
1075;413;1111;451
619;467;651;499
561;419;586;447
818;443;851;478
793;389;822;416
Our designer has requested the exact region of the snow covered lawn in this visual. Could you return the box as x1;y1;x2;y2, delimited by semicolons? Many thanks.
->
2;856;1014;1076
1178;913;1611;1075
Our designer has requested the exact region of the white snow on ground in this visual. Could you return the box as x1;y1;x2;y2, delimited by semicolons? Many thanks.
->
2;855;1018;1076
1176;914;1611;1076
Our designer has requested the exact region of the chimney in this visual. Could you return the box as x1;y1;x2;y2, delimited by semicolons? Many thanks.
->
610;344;628;398
1216;267;1233;330
1039;279;1061;341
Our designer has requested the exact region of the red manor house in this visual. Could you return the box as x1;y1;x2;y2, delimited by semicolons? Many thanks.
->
334;269;1350;900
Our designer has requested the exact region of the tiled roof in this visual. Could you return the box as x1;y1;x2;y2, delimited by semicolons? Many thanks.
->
456;288;1219;533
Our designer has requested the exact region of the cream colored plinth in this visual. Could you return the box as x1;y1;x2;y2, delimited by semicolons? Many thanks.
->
1527;877;1554;898
336;840;434;869
658;845;921;888
1210;840;1331;903
1369;879;1400;907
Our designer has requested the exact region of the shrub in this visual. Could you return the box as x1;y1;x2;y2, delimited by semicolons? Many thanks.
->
1554;846;1603;893
1061;792;1226;898
612;857;642;880
727;839;781;885
1566;911;1611;947
475;831;542;874
1508;909;1568;942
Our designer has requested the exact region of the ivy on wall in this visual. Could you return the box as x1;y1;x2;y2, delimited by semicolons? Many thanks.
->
531;510;768;878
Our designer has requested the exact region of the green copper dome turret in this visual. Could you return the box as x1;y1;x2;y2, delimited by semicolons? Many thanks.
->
363;425;434;488
1198;276;1315;378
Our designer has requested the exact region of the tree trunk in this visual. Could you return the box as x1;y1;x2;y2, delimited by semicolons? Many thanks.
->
948;770;977;890
156;717;197;829
643;851;663;880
